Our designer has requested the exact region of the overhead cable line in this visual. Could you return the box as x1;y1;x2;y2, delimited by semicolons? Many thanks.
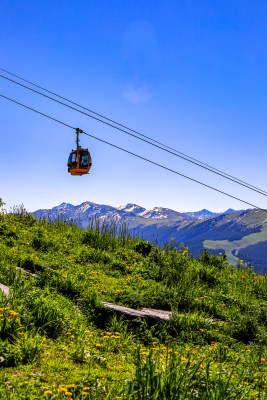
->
0;67;260;192
1;93;266;214
1;72;267;199
1;67;266;196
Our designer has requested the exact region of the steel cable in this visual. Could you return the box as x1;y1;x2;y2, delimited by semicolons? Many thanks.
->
1;93;266;213
1;66;265;195
1;72;267;198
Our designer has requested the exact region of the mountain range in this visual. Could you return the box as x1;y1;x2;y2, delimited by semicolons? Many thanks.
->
33;202;267;274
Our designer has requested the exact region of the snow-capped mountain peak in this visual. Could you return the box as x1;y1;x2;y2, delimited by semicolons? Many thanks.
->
52;202;74;210
139;207;183;220
118;203;146;214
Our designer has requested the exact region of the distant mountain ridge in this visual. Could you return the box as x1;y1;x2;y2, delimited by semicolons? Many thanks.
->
32;202;267;273
37;201;243;222
33;201;188;225
183;208;243;220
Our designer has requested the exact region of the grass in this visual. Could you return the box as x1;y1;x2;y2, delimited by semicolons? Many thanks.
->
0;206;266;399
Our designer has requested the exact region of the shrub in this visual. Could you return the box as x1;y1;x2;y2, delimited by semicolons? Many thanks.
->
16;331;43;364
19;257;35;273
199;249;226;269
81;290;109;326
31;236;55;252
0;339;21;367
135;239;153;257
26;291;69;338
233;315;259;343
0;224;18;239
0;307;21;341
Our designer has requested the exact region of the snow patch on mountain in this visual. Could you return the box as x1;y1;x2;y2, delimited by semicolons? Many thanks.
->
118;203;146;214
52;202;74;210
139;207;183;220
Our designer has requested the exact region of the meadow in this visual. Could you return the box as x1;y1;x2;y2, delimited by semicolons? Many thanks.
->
0;205;266;399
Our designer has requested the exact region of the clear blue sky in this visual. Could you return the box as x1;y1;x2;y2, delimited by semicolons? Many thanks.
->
1;0;266;213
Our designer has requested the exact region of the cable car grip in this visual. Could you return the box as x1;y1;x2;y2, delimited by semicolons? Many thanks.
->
75;127;83;150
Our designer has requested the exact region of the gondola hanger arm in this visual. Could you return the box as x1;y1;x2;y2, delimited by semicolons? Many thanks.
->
75;128;83;149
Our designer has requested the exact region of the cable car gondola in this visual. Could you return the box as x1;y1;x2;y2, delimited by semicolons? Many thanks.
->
68;128;92;176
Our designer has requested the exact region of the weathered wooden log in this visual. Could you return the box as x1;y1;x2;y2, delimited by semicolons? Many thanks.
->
101;301;172;321
101;302;216;324
0;283;10;297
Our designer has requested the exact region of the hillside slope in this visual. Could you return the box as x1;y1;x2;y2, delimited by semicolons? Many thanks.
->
0;210;266;399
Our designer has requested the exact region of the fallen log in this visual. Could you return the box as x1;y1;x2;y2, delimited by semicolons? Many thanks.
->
101;301;172;321
0;283;10;297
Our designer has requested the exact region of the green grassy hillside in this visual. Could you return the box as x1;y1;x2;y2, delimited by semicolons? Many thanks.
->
132;209;267;273
0;208;266;399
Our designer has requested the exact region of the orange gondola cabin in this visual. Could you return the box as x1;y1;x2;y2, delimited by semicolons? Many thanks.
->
68;128;92;176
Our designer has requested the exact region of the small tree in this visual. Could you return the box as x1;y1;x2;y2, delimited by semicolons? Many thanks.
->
0;198;5;208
